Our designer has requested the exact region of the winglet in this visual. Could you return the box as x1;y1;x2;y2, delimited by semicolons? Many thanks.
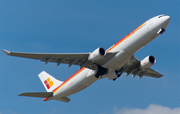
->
2;49;11;55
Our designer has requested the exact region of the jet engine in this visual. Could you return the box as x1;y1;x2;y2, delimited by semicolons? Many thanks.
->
139;55;156;69
88;47;106;62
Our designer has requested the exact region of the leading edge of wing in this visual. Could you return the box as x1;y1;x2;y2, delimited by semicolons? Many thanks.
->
2;49;90;60
2;49;89;56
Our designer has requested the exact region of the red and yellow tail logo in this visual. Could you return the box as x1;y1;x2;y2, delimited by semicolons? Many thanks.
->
44;78;53;89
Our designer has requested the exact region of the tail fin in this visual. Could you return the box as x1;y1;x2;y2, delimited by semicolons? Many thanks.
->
38;71;63;92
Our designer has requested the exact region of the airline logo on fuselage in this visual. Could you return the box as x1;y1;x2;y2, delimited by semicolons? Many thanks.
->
44;78;53;89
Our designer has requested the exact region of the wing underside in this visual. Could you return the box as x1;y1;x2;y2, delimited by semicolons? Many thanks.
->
2;49;117;70
117;56;163;79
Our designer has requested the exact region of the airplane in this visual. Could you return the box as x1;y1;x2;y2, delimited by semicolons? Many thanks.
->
3;14;170;103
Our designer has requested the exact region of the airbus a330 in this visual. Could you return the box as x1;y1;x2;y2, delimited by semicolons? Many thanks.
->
3;14;170;102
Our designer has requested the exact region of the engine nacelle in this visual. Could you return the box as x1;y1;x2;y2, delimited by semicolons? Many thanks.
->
88;47;106;62
139;55;156;69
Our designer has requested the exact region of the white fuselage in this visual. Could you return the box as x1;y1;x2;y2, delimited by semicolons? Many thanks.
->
52;15;170;99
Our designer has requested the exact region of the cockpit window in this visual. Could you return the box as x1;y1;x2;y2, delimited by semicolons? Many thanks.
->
158;15;165;18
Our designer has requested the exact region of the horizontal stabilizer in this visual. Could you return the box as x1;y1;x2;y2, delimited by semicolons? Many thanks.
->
18;92;53;98
53;96;70;103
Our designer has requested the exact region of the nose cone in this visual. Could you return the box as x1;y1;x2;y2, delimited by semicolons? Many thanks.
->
162;15;170;28
165;16;170;24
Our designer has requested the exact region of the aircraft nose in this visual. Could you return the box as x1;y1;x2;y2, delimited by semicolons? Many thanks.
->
165;16;170;23
162;15;170;28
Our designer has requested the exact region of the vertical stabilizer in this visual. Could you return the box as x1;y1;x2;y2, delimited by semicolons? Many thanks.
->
38;71;63;92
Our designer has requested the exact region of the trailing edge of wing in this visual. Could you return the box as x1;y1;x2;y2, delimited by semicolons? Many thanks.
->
18;92;53;98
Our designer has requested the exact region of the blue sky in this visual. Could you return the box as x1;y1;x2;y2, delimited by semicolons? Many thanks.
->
0;0;180;114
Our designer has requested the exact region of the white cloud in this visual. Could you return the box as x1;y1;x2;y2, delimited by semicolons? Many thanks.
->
114;104;180;114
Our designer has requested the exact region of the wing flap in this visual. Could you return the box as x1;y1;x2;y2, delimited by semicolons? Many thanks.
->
18;92;53;98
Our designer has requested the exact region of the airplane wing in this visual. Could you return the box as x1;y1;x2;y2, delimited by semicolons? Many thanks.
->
117;56;163;78
2;49;117;70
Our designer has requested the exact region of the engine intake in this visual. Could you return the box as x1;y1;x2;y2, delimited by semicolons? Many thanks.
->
88;47;106;62
139;55;156;69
